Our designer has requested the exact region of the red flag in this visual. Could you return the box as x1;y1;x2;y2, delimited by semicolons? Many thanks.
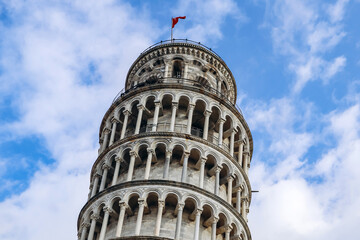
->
172;16;186;28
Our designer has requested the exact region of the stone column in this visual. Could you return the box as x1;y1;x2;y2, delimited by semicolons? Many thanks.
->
186;104;195;134
115;202;127;237
163;150;172;179
230;129;236;156
218;118;225;146
99;207;112;240
127;151;136;181
120;110;130;139
101;128;111;152
109;118;119;146
184;62;189;79
135;199;146;235
244;152;250;175
154;200;165;236
152;101;161;131
90;174;100;198
87;214;99;240
181;152;190;183
193;209;202;240
169;102;178;132
238;141;244;166
99;164;110;192
203;110;212;140
174;203;184;240
79;222;90;240
111;157;122;186
242;196;248;221
214;166;222;195
225;225;232;240
199;157;206;188
135;105;144;134
144;148;154;180
236;187;241;213
227;176;234;204
211;217;218;240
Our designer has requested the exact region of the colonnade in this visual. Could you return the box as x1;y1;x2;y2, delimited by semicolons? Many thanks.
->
89;145;250;221
80;190;246;240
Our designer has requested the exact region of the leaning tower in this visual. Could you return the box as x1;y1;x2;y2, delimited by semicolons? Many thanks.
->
78;39;253;240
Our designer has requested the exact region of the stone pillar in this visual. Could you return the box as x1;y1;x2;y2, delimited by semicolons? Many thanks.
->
199;157;206;188
244;152;250;175
186;104;195;134
230;129;236;156
115;202;127;237
135;105;144;134
218;118;225;146
127;151;136;181
181;152;190;183
225;225;232;240
90;174;100;198
154;200;165;236
99;207;112;240
111;157;122;186
227;176;234;204
193;209;202;240
211;217;218;240
79;222;90;240
109;118;119;146
163;150;172;179
238;141;244;166
87;214;99;240
170;102;178;132
174;203;184;240
101;128;111;152
184;62;189;79
203;110;212;140
135;199;146;235
120;110;130;139
152;101;161;132
214;166;222;195
144;148;154;180
236;187;241;213
242;196;248;221
99;164;110;192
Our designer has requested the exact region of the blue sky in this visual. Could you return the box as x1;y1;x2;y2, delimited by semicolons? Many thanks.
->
0;0;360;239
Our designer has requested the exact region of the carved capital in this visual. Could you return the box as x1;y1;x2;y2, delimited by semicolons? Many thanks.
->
115;156;123;163
90;213;100;221
129;150;137;157
102;164;111;170
158;200;165;208
81;222;90;229
204;110;212;117
137;104;145;110
103;128;111;135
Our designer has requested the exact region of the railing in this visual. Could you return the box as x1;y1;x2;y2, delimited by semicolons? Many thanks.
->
139;39;223;61
112;77;243;116
124;123;230;152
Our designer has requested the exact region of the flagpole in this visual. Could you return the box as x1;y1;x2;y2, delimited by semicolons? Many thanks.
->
171;17;173;42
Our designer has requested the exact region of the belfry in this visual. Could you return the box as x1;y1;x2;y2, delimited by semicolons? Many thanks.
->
78;39;253;240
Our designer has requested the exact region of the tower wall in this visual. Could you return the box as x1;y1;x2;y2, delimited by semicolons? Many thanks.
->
78;40;253;240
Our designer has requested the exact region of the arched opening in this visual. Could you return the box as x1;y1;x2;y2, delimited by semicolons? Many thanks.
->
208;106;221;144
151;143;166;180
162;194;179;238
204;154;216;193
172;59;183;78
105;155;117;188
200;204;214;239
132;144;148;181
114;107;126;142
181;198;198;239
222;115;233;151
158;94;173;131
142;96;156;133
217;213;228;239
191;100;206;138
219;164;231;201
177;96;190;133
230;223;238;239
126;100;140;137
118;148;131;183
121;194;140;237
187;148;201;184
169;145;184;182
234;126;242;160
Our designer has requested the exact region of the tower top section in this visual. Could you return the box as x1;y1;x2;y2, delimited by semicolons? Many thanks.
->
125;39;238;104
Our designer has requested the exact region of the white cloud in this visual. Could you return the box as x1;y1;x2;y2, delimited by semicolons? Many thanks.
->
268;0;348;93
246;96;360;240
0;0;160;239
